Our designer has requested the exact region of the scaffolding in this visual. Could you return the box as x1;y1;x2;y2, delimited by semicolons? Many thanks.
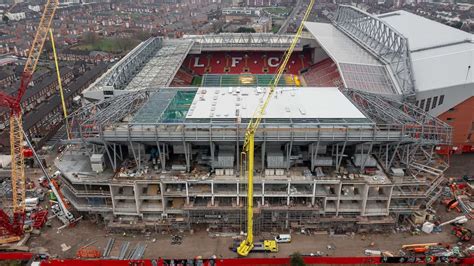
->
59;87;451;234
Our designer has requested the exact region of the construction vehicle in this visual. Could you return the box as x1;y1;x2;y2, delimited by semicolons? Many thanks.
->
236;0;315;257
452;226;472;242
422;215;471;242
0;0;59;244
402;243;444;254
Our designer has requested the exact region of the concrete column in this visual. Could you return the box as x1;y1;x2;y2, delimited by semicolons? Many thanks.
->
261;181;265;206
184;142;191;172
335;182;342;216
361;184;369;216
210;142;215;170
110;184;116;214
386;186;394;215
287;181;291;206
211;181;215;206
133;183;140;215
185;182;189;205
236;182;240;206
312;181;317;206
160;144;166;170
160;182;166;212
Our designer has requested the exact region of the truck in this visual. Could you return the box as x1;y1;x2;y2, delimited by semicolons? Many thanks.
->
230;239;278;253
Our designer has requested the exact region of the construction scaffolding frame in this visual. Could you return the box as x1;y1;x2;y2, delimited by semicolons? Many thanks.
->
184;33;303;51
59;87;451;234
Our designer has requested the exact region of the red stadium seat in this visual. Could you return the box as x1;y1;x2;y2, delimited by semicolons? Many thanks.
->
170;68;194;87
183;51;311;75
302;58;343;87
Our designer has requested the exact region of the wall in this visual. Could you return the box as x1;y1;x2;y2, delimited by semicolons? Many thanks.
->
437;96;474;146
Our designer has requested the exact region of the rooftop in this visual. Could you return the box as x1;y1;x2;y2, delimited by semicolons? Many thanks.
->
378;10;474;92
186;87;367;120
378;10;472;51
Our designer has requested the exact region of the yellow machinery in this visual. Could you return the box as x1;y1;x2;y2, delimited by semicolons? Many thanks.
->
0;0;59;243
49;28;71;140
236;0;315;256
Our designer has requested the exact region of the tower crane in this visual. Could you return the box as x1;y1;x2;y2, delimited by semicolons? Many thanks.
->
236;0;315;256
0;0;60;243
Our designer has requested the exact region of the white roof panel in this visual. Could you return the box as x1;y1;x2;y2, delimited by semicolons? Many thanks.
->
411;42;474;92
186;87;367;119
378;10;472;51
304;22;381;65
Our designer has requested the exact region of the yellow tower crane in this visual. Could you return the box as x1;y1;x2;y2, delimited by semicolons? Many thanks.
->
237;0;315;256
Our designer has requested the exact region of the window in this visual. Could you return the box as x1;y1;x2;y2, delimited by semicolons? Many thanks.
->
439;95;444;105
104;90;114;96
425;98;431;112
468;133;472;141
449;108;456;112
420;99;425;110
416;101;419;107
432;96;438;109
447;118;455;122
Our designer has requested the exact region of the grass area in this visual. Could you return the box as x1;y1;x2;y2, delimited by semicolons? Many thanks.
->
191;76;203;86
264;7;291;16
71;38;139;54
272;25;281;33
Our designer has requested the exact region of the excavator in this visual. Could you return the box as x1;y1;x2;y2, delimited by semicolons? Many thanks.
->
235;0;315;257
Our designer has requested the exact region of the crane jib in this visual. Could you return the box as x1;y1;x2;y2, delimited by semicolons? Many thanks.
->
237;0;316;257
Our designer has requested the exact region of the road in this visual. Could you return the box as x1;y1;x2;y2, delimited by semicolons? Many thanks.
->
278;0;303;34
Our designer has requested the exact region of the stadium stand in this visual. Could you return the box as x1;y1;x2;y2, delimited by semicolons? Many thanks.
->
302;58;343;87
170;67;194;87
184;51;312;75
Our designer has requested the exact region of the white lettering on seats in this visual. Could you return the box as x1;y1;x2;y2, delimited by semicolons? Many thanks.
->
231;57;242;67
268;57;280;67
194;57;204;67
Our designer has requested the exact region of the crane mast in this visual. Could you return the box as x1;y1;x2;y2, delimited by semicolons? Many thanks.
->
237;0;315;256
0;0;59;241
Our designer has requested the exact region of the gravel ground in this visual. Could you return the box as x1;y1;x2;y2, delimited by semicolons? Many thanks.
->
27;208;472;259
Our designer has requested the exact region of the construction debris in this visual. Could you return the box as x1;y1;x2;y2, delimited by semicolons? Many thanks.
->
76;246;101;258
60;243;71;252
171;235;183;245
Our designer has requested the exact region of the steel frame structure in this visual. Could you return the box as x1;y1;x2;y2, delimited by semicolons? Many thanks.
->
333;5;416;99
93;38;163;91
184;33;303;51
67;88;450;179
84;38;193;101
58;88;452;231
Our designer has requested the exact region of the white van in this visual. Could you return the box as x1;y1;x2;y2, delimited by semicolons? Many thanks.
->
275;234;291;243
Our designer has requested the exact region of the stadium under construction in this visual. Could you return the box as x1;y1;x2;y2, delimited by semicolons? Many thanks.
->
56;6;455;235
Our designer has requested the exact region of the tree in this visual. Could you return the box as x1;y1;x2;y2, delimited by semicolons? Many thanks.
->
82;31;99;44
290;252;305;266
236;27;256;33
2;14;9;24
133;31;152;41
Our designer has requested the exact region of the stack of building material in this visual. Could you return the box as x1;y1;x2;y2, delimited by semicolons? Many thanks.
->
102;238;115;258
118;242;130;260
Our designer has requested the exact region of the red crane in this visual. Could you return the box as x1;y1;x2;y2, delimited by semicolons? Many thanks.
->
0;0;59;243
